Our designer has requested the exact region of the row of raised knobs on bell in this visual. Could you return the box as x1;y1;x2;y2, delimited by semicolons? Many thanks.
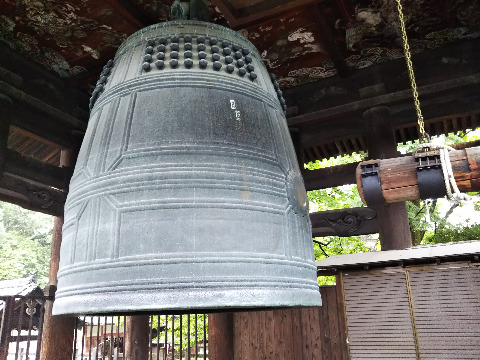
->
141;35;257;80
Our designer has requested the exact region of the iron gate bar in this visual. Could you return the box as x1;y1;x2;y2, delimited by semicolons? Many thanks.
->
35;298;46;360
187;315;191;360
164;316;168;360
25;300;35;359
171;315;175;360
149;316;152;360
73;317;78;359
103;316;107;360
110;316;114;359
95;316;101;360
14;297;25;360
81;316;86;360
115;316;121;360
156;315;160;360
203;315;206;359
180;315;183;359
89;316;94;360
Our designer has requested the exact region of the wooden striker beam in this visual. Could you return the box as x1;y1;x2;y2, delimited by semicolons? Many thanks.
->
357;147;480;205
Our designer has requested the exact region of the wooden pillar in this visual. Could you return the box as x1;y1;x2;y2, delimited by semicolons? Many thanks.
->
125;315;150;360
40;150;76;360
363;106;412;250
208;313;234;360
0;297;15;359
0;94;12;175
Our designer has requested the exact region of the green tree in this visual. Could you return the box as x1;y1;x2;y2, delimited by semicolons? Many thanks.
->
0;201;53;286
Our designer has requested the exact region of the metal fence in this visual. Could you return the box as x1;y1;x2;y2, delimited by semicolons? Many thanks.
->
1;295;208;360
73;314;208;360
0;295;50;360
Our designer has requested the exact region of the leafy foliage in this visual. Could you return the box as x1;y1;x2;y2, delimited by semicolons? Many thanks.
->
0;202;53;286
314;237;372;285
423;224;480;244
306;152;364;212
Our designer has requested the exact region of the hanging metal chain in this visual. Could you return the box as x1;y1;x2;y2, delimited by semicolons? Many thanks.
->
395;0;427;142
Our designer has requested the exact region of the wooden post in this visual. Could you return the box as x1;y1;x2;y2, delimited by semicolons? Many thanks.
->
208;313;234;360
40;149;76;360
0;94;12;175
363;106;412;250
125;315;150;360
0;297;15;359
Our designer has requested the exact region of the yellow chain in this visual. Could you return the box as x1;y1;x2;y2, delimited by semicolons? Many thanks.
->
395;0;426;141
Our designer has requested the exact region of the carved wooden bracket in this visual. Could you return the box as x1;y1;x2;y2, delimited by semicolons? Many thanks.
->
310;207;378;237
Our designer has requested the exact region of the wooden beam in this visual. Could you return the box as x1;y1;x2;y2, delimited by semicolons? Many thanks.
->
0;173;65;216
288;73;480;128
310;207;378;237
4;149;68;190
0;80;86;131
303;162;358;191
0;94;12;174
285;38;480;125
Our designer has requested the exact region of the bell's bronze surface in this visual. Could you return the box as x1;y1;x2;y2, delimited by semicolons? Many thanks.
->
53;21;321;315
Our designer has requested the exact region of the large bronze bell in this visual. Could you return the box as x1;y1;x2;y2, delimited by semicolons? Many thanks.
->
53;21;321;315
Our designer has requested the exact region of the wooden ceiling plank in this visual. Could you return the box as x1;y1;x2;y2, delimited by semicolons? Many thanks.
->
319;143;329;159
9;126;65;150
302;149;311;164
343;139;353;154
228;0;317;29
304;147;316;163
42;149;62;163
358;136;367;152
6;135;23;150
14;137;34;153
312;146;322;160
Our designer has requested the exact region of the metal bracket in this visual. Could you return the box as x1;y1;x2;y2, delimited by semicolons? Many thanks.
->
415;151;446;200
360;162;385;206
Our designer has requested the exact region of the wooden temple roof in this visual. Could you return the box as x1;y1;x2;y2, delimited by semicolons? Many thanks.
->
0;0;479;215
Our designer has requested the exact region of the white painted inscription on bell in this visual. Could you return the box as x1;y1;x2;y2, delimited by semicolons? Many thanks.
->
230;99;241;121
